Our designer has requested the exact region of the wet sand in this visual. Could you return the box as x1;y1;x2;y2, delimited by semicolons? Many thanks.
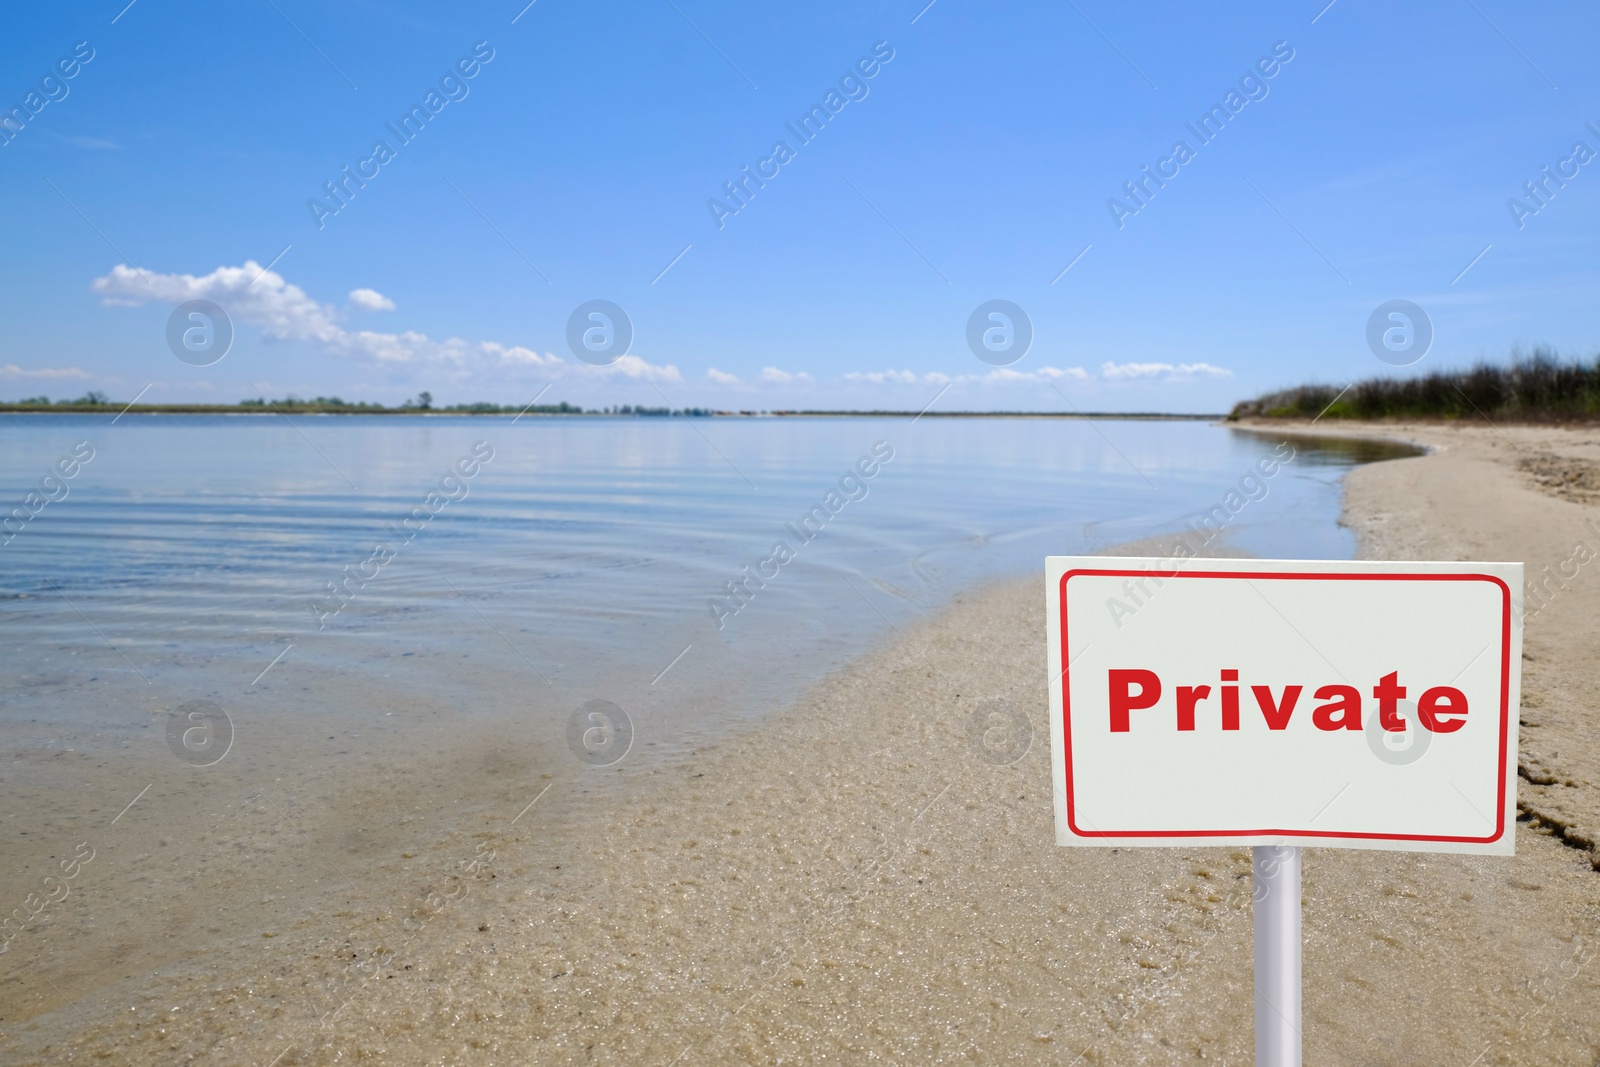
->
5;422;1599;1064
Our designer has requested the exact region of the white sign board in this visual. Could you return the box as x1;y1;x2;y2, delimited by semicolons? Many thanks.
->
1046;557;1522;854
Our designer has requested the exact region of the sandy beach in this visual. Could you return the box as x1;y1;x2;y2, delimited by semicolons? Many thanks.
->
6;420;1600;1065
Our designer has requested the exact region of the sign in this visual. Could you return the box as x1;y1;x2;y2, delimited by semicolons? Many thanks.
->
1046;557;1522;854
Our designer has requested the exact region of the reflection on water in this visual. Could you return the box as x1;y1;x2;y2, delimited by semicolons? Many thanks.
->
1243;429;1425;466
0;415;1410;750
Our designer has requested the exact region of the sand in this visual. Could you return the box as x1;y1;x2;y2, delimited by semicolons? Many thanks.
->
4;421;1599;1065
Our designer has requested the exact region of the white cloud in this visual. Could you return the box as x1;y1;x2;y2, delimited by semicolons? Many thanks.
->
845;366;1089;385
980;365;1089;384
1;364;90;380
845;369;921;385
348;288;396;312
91;261;680;381
94;261;344;345
761;366;812;383
1100;361;1232;381
603;354;681;382
706;367;739;384
475;341;561;367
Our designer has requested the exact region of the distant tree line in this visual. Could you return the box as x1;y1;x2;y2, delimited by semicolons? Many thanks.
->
2;393;720;416
238;396;390;409
10;392;111;406
597;405;714;416
1230;350;1600;422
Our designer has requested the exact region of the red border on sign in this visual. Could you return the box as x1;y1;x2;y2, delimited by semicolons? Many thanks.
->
1058;568;1512;844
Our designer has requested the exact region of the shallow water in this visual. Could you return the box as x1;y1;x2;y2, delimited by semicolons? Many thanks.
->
0;416;1405;734
0;415;1410;749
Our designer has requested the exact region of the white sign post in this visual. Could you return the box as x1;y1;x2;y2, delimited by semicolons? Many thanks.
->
1046;556;1523;1066
1253;843;1300;1066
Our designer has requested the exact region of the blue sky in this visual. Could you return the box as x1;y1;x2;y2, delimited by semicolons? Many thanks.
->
2;0;1596;412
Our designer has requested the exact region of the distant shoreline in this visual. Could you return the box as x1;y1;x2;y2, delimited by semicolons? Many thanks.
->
0;405;1225;419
